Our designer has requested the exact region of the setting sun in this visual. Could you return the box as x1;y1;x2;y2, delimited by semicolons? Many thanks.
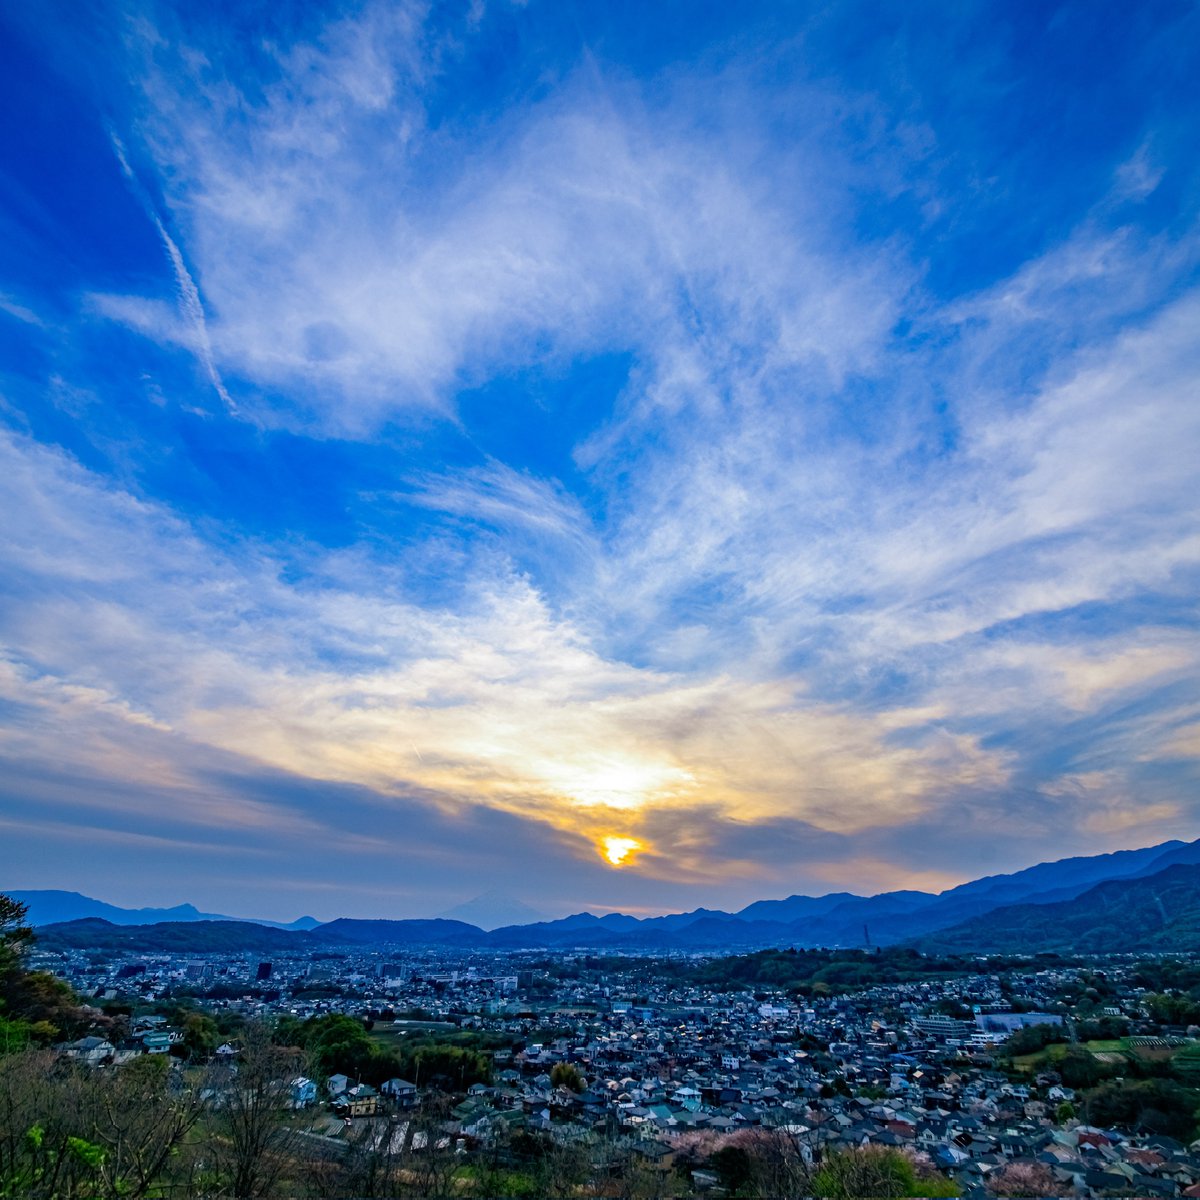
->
600;836;642;867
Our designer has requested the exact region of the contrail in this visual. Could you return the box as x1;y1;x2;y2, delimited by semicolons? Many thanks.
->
110;133;236;415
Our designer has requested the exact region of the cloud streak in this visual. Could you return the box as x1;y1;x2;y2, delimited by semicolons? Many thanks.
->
108;133;235;414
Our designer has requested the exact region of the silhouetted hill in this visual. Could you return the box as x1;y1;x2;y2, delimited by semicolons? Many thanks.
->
311;918;484;945
34;918;322;953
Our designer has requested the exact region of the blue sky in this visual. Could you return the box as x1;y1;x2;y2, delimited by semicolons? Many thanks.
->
1;0;1198;921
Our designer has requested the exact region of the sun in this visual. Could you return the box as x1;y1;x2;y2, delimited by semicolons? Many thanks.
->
600;836;642;867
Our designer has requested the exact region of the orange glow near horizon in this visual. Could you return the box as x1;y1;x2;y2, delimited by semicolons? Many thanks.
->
600;835;642;867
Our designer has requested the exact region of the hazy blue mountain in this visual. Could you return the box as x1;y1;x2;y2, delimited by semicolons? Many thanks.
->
481;914;798;949
933;839;1191;908
8;890;315;931
778;838;1200;947
438;892;548;930
919;863;1200;954
735;891;868;924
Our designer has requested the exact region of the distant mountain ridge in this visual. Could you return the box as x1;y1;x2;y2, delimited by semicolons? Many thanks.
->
16;836;1200;954
9;890;319;931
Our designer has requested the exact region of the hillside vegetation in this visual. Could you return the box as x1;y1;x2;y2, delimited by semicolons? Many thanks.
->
919;864;1200;954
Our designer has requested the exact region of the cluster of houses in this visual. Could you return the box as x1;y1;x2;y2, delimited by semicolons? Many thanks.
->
38;944;1200;1196
57;1014;182;1064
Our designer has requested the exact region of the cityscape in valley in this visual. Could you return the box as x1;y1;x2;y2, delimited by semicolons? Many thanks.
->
7;838;1200;1196
3;0;1200;1196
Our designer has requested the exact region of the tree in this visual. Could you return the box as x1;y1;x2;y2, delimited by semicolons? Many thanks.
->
1084;1078;1200;1140
0;895;94;1047
394;1096;461;1199
810;1146;958;1199
720;1128;813;1197
80;1054;207;1198
530;1135;590;1199
0;896;39;1052
987;1161;1061;1197
0;1048;206;1199
179;1011;220;1061
211;1022;307;1198
1058;1044;1104;1089
711;1144;755;1196
1003;1024;1061;1057
550;1061;585;1092
0;896;32;970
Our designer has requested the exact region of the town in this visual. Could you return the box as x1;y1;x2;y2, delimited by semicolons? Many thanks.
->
18;930;1200;1198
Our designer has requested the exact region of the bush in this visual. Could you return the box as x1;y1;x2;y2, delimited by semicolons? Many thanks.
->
811;1146;957;1198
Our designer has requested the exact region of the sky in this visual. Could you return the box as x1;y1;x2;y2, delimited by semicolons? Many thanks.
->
0;0;1198;923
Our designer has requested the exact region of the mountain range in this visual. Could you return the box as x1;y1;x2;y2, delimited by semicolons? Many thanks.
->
14;836;1200;956
8;890;320;931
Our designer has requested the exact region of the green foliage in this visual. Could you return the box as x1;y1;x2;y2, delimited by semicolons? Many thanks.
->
64;1136;106;1170
0;1013;32;1056
1058;1044;1110;1089
550;1062;585;1092
0;894;93;1045
0;897;33;971
1075;1015;1129;1040
710;1145;756;1195
309;1013;376;1077
1171;1042;1200;1085
1130;958;1200;994
1144;991;1200;1026
173;1011;220;1061
1083;1077;1200;1139
0;1063;181;1200
275;1013;493;1090
811;1146;957;1198
404;1042;490;1089
1002;1023;1062;1057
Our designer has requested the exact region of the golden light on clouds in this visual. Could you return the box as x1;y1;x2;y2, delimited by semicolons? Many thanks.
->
178;640;1018;887
600;835;642;867
554;757;694;810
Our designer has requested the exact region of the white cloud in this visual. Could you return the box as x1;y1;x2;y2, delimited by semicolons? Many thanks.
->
98;6;905;436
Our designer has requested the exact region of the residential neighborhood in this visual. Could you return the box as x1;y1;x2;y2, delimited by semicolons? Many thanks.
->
26;936;1200;1197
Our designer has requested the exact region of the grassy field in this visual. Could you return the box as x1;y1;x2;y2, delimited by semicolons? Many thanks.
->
1011;1040;1125;1072
367;1020;459;1049
1010;1036;1196;1072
